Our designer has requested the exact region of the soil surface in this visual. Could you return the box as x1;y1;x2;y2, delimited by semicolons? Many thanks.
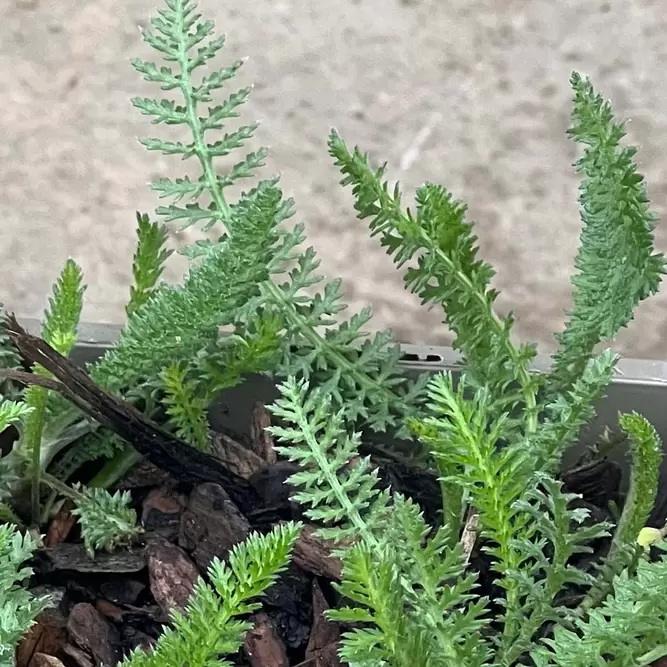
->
2;0;667;356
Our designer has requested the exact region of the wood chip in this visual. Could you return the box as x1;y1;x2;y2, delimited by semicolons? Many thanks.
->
61;644;93;667
141;487;187;540
16;608;68;667
116;459;177;490
305;580;341;667
179;482;251;571
147;535;199;619
45;501;77;547
243;612;289;667
32;655;66;667
121;627;156;655
95;600;124;623
249;402;277;463
210;432;267;480
249;461;302;519
66;603;121;667
99;579;145;607
292;525;342;581
41;543;146;574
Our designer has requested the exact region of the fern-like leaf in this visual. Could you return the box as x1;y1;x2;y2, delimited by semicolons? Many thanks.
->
550;73;665;390
131;0;265;232
268;376;390;545
22;259;85;525
531;546;667;667
242;226;429;435
331;540;434;667
92;181;292;391
159;362;210;450
41;258;85;357
127;212;173;317
0;524;51;667
118;522;301;667
70;484;143;558
329;131;540;432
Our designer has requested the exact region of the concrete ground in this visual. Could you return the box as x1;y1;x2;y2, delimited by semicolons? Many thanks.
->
2;0;667;359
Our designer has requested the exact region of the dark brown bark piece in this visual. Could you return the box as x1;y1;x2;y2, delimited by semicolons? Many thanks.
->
249;461;302;520
66;603;121;667
147;535;199;620
61;644;94;667
16;608;68;667
99;579;146;607
210;431;267;480
121;627;156;655
262;563;313;649
45;502;77;547
116;459;177;490
1;315;259;514
179;482;251;571
95;600;124;623
141;487;187;541
38;543;146;574
292;525;342;581
249;402;277;463
32;654;67;667
560;457;621;509
305;580;342;667
243;612;289;667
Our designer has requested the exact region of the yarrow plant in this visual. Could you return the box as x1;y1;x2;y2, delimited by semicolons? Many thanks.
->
1;0;667;665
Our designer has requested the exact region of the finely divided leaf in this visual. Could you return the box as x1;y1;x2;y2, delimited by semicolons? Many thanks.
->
551;72;666;389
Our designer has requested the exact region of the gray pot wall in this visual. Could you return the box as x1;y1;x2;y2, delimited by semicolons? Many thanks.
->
18;317;667;520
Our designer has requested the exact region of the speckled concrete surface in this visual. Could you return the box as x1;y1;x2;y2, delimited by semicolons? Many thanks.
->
2;0;667;358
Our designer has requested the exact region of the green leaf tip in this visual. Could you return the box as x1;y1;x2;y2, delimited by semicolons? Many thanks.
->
132;0;266;234
127;212;173;317
550;72;666;389
42;258;85;357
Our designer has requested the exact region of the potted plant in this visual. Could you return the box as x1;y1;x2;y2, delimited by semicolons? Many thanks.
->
2;1;667;666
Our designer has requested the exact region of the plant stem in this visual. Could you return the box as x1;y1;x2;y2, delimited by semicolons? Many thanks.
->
174;4;231;225
24;386;48;527
41;472;84;503
87;447;143;490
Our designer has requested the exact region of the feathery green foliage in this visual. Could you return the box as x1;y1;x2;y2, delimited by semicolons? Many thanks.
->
127;212;173;317
118;522;301;667
532;545;667;667
550;73;665;391
130;0;265;233
2;0;667;665
0;524;50;667
610;412;662;553
329;134;541;432
159;361;210;450
270;69;667;664
20;259;85;525
69;484;142;558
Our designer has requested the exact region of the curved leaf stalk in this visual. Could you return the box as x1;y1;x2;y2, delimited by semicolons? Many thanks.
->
329;131;540;434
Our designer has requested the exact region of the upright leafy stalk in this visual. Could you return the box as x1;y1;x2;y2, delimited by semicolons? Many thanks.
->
610;412;662;554
329;134;541;434
550;73;665;391
23;259;84;525
126;212;173;317
131;0;266;234
117;523;301;667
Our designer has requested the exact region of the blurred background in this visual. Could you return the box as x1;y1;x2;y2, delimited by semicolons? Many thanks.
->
1;0;667;357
